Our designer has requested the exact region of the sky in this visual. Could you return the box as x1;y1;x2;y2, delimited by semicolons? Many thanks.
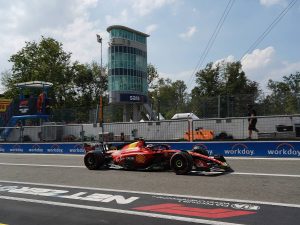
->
0;0;300;94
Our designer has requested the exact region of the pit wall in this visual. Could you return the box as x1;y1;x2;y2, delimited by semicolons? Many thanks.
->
0;141;300;158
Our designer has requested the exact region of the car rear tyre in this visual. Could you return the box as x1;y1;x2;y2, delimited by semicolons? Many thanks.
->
170;152;193;175
84;152;105;170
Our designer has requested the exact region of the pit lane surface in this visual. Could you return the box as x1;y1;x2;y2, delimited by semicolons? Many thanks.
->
0;154;299;225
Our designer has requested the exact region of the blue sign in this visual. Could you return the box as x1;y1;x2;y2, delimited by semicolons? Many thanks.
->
156;141;300;158
0;143;84;154
120;93;147;103
0;141;300;157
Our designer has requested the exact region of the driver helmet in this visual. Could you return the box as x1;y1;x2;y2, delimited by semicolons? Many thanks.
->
192;144;209;156
146;144;154;149
137;137;146;146
193;145;205;151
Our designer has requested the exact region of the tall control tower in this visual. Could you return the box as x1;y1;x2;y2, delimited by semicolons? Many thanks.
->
107;25;155;121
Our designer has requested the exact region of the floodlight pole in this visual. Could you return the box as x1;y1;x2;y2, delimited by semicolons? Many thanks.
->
97;34;105;144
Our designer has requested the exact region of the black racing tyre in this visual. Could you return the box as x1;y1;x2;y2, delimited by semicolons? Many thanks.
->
170;152;193;175
84;151;105;170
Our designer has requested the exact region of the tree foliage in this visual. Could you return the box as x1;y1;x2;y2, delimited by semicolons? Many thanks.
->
147;63;159;89
190;61;260;117
1;37;107;113
262;72;300;115
2;36;299;122
150;78;189;119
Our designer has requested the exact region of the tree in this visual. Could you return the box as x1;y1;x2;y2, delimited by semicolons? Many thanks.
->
194;62;221;96
1;36;108;108
1;36;109;122
151;78;188;119
147;63;160;90
3;37;74;106
262;72;300;114
190;61;260;117
72;61;108;108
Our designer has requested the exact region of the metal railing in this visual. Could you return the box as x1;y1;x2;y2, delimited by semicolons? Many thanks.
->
0;114;300;142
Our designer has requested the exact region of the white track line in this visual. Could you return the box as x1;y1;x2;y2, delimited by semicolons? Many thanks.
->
0;195;243;225
1;153;300;160
0;180;299;209
0;162;84;168
227;157;300;160
232;172;300;178
0;153;83;157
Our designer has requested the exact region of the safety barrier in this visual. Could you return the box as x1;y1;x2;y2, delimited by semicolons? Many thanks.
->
0;141;299;157
1;114;300;143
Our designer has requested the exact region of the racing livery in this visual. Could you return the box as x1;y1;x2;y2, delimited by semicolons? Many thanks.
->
83;141;233;175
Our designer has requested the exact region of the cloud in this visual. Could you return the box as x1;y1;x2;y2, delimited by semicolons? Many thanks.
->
41;17;106;64
0;0;102;72
105;9;129;25
254;60;300;92
241;46;275;71
238;46;300;90
179;26;197;39
212;48;278;90
145;24;158;34
159;69;196;92
0;0;99;36
132;0;175;16
213;55;235;68
259;0;287;7
268;60;300;81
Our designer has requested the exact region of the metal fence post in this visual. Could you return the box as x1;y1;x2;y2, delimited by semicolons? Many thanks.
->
191;119;194;142
80;125;85;142
243;118;245;139
186;119;191;142
20;125;24;143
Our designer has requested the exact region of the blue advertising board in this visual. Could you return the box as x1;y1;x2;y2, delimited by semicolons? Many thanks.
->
159;141;300;158
0;143;84;154
0;141;300;157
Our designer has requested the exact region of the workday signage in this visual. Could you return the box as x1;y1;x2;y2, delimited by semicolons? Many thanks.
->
0;143;84;154
0;141;300;157
165;141;300;158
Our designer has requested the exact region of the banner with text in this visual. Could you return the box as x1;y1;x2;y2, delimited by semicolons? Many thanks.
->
0;141;300;157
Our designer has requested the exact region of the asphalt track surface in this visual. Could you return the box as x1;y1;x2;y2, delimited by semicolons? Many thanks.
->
0;154;299;225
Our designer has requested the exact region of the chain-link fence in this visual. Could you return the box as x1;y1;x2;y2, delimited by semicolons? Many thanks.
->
1;114;300;142
192;115;300;140
191;93;300;118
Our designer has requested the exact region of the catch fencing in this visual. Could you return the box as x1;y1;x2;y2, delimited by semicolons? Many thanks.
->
1;114;300;142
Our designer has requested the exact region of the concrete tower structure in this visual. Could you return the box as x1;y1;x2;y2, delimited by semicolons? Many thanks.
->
107;25;155;121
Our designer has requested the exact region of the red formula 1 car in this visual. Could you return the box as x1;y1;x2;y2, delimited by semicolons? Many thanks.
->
83;141;233;175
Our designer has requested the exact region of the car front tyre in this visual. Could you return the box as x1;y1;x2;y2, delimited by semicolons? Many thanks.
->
170;152;193;175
